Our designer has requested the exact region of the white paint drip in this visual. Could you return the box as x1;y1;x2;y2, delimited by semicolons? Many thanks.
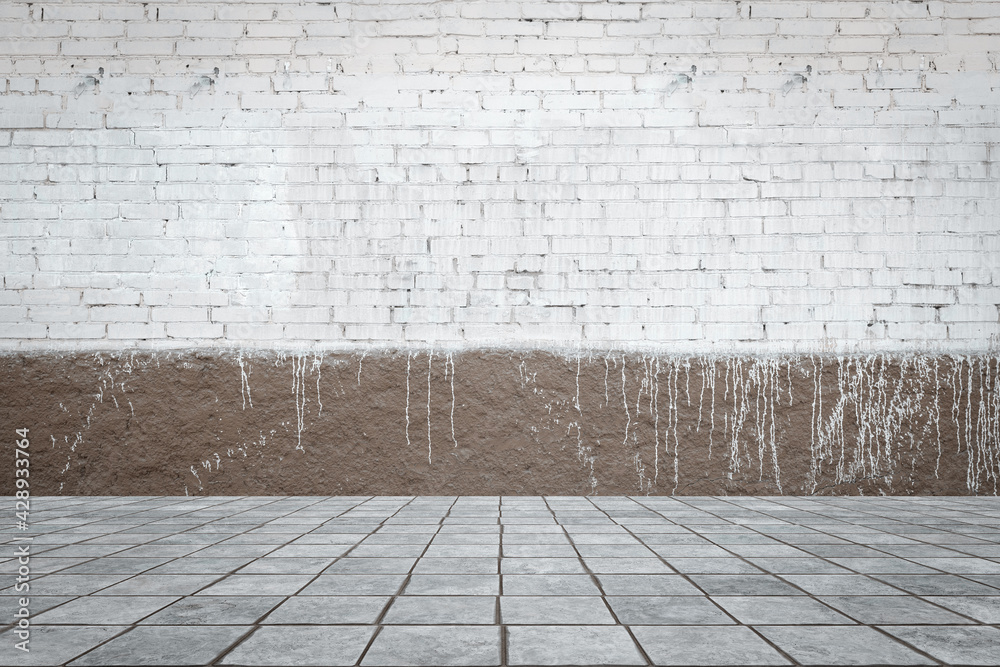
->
603;353;610;407
684;360;691;407
667;358;680;494
238;349;253;409
291;353;307;452
800;353;995;494
621;354;630;447
312;352;324;417
709;358;717;459
933;357;941;478
574;355;582;414
445;352;457;447
427;350;433;465
951;355;1000;494
653;358;660;485
405;352;411;448
718;356;783;492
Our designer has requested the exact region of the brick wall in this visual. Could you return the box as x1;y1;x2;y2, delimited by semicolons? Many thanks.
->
1;0;999;352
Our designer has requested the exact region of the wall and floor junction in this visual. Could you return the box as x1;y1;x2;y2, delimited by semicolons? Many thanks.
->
1;0;998;495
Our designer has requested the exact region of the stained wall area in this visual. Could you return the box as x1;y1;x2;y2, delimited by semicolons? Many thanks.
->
1;0;998;495
2;351;999;496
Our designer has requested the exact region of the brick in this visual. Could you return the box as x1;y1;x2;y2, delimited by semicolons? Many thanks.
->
48;323;106;339
106;323;164;339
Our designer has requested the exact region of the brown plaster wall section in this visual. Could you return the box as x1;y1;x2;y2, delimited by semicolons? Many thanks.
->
2;351;998;496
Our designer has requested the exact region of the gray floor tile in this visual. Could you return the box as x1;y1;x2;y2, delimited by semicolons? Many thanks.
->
818;595;975;624
0;625;124;667
881;625;1000;666
877;545;968;558
192;545;276;558
361;535;432;546
67;625;248;666
33;595;178;624
219;625;374;666
300;574;407;596
146;557;254;574
608;595;734;625
501;534;571;545
34;546;129;559
431;534;499;545
423;545;500;558
632;626;791;666
921;595;1000;622
725;545;809;557
506;626;645;666
28;575;132;596
502;545;579;558
0;595;74;619
966;574;1000;589
237;557;334;574
264;545;350;558
412;558;498;574
324;557;416;574
713;596;854;624
361;625;501;666
910;557;1000;574
263;596;389;624
664;558;764;574
214;533;296;547
639;534;711;545
350;544;427;557
141;596;284;625
501;558;586;574
93;574;221;596
651;545;733;558
384;596;496;624
597;574;702;596
0;557;90;575
706;534;782;545
291;534;369;545
801;545;890;558
150;534;227;546
873;574;1000;596
568;533;642;545
196;574;312;596
690;575;805;596
502;574;600;596
576;544;656;558
404;574;499;596
781;574;907;596
952;545;1000;557
501;596;614;624
113;545;204;558
828;557;939;574
756;626;936;665
583;557;673;574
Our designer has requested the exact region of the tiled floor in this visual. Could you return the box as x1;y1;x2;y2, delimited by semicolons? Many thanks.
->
2;495;1000;666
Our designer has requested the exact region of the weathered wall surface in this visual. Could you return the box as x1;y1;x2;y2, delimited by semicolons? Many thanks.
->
2;351;998;496
2;1;999;495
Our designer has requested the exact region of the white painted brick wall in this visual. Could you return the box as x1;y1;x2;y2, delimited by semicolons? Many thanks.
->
1;0;998;352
